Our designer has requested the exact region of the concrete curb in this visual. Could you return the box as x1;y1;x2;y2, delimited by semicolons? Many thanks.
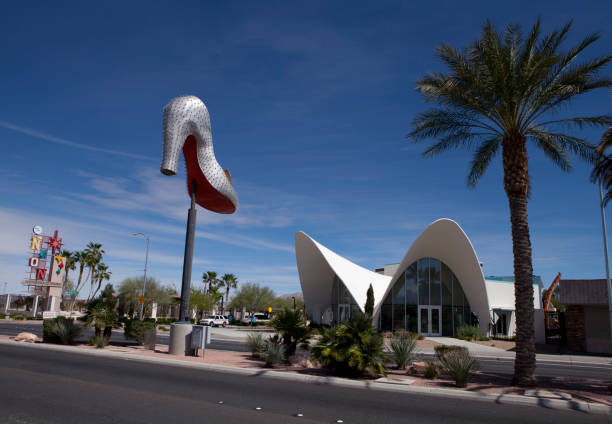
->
2;339;610;415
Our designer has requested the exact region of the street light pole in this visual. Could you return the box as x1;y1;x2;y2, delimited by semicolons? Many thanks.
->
133;233;150;320
598;180;612;340
291;296;296;311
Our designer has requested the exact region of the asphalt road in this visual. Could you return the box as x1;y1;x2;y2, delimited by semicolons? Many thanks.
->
1;321;611;380
1;343;608;424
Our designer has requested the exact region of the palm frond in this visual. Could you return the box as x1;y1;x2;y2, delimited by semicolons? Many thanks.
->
467;137;500;187
530;136;572;172
527;128;596;163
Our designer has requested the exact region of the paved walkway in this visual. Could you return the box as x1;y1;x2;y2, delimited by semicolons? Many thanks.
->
426;336;513;356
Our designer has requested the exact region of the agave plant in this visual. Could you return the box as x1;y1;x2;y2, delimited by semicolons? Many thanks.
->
52;317;82;345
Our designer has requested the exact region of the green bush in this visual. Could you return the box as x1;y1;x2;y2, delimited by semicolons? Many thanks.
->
26;316;37;320
0;313;5;319
246;333;267;357
424;362;438;379
43;318;60;343
478;336;490;341
434;344;468;361
156;318;174;325
390;332;417;370
439;350;479;387
311;313;386;378
124;319;156;344
157;325;169;331
456;325;482;341
262;337;285;368
10;313;27;320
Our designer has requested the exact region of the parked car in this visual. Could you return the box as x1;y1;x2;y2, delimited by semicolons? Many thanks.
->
199;315;228;327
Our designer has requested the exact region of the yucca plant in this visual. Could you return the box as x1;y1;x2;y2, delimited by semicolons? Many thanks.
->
440;350;479;387
390;332;417;370
409;18;612;386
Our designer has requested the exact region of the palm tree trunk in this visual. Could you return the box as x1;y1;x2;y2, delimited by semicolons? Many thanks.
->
69;265;85;314
502;135;536;387
226;287;230;308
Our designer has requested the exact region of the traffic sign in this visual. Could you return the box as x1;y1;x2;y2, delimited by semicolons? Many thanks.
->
139;295;145;304
268;306;272;313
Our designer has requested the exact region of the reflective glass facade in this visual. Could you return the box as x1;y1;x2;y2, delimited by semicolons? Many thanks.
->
380;258;472;336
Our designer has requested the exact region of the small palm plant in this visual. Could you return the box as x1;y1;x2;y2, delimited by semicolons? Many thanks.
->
390;332;417;370
270;308;311;357
312;313;387;378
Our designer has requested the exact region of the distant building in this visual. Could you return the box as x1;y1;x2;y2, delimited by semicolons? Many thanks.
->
560;279;611;353
295;218;543;339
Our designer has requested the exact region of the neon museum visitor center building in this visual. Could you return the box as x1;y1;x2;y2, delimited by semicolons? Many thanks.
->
295;219;543;338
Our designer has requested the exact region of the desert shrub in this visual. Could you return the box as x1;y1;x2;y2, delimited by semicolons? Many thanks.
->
10;313;27;320
390;332;417;370
311;313;386;378
439;350;479;387
262;336;285;367
124;319;156;344
53;317;82;345
43;317;82;345
434;345;468;361
89;335;107;349
456;325;482;341
424;362;438;379
246;333;267;357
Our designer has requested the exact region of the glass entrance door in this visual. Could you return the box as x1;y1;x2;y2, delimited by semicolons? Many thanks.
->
338;304;350;323
418;306;441;336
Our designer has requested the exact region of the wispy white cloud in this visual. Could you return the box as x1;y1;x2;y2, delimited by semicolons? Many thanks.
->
0;121;157;161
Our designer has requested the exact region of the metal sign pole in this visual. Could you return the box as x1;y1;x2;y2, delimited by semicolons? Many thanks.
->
598;180;612;340
179;180;197;322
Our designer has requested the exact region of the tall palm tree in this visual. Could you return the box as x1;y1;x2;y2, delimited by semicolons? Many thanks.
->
221;273;238;310
90;263;111;300
408;19;612;387
84;242;105;302
61;249;77;290
202;271;219;294
69;250;88;313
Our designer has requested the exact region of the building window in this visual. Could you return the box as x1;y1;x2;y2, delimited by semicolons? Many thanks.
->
380;258;471;336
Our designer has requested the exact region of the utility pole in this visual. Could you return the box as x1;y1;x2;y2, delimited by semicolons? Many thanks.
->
133;233;150;320
598;180;612;340
291;296;296;311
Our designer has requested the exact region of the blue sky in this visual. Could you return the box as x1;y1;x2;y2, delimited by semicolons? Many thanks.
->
1;0;610;297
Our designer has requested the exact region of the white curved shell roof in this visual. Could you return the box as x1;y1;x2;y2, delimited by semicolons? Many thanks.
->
295;232;391;314
295;219;497;332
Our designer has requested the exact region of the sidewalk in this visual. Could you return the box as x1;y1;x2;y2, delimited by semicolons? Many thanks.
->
425;337;612;365
1;336;610;415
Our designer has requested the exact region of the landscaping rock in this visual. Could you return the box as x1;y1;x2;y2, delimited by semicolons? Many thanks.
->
288;354;317;368
408;361;428;375
14;332;40;343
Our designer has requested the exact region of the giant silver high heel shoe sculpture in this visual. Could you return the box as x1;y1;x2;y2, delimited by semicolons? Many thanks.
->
160;95;239;339
161;95;238;214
